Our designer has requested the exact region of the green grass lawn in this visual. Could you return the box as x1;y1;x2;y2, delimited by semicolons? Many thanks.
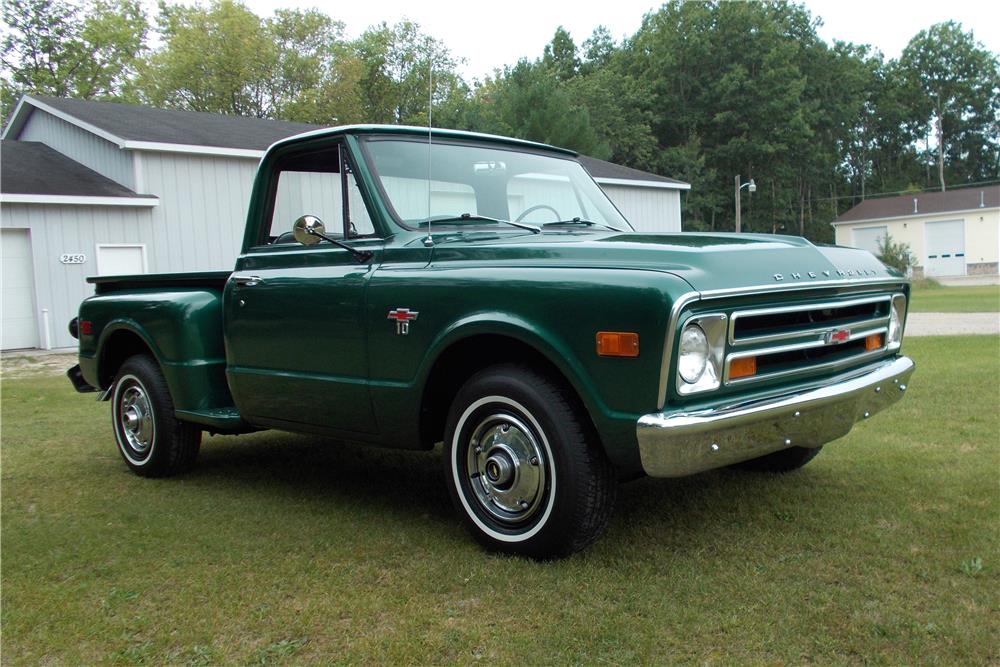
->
2;337;997;665
909;283;1000;312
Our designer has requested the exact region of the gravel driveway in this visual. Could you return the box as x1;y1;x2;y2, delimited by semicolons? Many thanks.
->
905;312;999;336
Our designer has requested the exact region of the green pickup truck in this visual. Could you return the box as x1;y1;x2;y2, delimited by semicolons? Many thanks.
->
68;126;914;558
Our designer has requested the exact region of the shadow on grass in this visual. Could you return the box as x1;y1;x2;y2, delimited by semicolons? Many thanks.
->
179;429;828;553
190;431;456;522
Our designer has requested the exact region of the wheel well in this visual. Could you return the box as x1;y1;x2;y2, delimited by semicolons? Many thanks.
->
99;329;156;389
419;334;597;449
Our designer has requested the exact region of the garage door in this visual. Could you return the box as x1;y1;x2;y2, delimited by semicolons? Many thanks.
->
1;229;38;350
925;220;966;277
852;226;887;256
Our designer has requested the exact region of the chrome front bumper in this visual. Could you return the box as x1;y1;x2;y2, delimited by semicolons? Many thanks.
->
636;356;915;477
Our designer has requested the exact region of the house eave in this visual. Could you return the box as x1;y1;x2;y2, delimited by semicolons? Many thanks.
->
0;193;159;207
594;177;691;191
832;206;999;226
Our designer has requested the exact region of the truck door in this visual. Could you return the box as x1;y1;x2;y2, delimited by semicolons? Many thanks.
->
224;142;383;434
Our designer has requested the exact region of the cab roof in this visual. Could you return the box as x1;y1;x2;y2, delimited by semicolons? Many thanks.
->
266;124;578;157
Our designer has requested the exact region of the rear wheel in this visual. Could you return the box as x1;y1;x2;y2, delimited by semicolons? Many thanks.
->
443;363;616;559
111;355;201;477
732;445;822;473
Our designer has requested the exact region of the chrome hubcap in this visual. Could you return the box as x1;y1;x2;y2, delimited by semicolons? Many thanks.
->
467;414;546;524
119;385;153;454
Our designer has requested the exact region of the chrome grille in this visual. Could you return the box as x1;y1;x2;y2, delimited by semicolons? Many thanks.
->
724;295;893;385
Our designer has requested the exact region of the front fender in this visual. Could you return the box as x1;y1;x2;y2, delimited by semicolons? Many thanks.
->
419;312;617;422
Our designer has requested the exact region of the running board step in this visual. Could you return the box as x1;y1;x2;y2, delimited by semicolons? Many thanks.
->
175;407;253;433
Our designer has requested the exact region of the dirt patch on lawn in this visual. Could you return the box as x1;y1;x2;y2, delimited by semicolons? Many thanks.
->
1;351;77;379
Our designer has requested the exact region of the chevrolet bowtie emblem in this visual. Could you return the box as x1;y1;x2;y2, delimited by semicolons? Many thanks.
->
825;328;851;345
388;308;419;335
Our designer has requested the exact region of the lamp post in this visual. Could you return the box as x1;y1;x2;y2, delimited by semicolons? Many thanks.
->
734;175;756;233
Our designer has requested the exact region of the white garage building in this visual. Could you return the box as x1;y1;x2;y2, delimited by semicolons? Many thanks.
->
0;95;688;350
833;185;999;279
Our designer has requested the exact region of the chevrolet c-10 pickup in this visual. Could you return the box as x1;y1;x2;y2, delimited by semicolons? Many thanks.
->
68;125;914;558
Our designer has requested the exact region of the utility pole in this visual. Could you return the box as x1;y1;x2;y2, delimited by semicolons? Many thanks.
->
735;175;741;233
735;175;755;233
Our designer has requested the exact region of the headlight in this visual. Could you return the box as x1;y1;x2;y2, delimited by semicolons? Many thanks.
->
675;315;727;395
678;324;709;383
888;294;906;349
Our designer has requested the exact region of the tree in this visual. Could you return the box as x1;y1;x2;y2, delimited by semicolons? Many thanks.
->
475;59;610;158
353;20;462;125
580;26;616;74
134;1;358;123
542;27;579;82
898;22;1000;190
876;233;915;273
135;0;279;117
1;0;146;114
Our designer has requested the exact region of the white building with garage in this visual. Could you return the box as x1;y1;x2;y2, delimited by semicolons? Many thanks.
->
832;185;999;279
0;95;688;351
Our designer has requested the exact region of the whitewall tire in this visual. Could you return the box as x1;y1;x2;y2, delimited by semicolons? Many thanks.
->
443;363;616;558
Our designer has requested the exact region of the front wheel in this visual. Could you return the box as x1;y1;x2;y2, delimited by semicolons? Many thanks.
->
111;355;201;477
443;364;616;559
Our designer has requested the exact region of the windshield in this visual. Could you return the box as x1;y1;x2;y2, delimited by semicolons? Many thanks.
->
359;137;633;231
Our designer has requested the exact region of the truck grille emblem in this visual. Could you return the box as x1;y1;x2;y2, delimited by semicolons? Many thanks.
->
825;328;850;344
388;308;419;335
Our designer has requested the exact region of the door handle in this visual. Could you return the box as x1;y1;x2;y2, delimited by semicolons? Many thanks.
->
232;275;262;287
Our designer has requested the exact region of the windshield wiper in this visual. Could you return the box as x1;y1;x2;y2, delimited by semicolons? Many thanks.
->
417;213;540;234
543;217;626;232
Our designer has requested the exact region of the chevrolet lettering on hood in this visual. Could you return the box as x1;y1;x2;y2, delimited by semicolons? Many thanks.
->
773;268;883;281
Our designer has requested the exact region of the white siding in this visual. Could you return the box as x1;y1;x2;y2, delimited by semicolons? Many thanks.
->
600;184;682;232
17;109;135;190
1;204;154;349
139;152;259;271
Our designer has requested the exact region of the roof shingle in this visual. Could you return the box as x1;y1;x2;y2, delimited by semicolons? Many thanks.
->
28;95;321;150
1;140;151;198
578;154;687;186
835;185;1000;224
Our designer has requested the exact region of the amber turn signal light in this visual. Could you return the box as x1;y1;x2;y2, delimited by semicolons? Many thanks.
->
865;333;884;351
729;356;757;379
596;331;639;357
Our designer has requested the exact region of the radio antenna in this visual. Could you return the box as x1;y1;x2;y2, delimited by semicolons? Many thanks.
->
424;46;434;247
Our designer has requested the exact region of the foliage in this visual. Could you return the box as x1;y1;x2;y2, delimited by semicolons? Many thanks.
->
134;0;356;121
353;20;461;125
2;0;998;241
467;59;611;158
875;232;916;273
1;0;146;116
897;22;1000;190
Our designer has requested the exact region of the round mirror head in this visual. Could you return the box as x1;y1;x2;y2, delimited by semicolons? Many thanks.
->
292;215;325;246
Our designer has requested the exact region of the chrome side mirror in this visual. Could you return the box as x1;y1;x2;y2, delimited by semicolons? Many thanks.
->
292;215;325;246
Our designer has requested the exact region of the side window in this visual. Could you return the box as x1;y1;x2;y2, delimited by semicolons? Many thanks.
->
345;165;375;236
266;145;375;244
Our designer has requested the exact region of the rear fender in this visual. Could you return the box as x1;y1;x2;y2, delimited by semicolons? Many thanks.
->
81;289;232;412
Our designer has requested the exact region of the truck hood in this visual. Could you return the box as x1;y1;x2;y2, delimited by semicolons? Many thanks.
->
428;231;902;292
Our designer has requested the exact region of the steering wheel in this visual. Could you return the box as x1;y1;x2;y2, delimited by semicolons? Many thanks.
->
514;204;560;223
